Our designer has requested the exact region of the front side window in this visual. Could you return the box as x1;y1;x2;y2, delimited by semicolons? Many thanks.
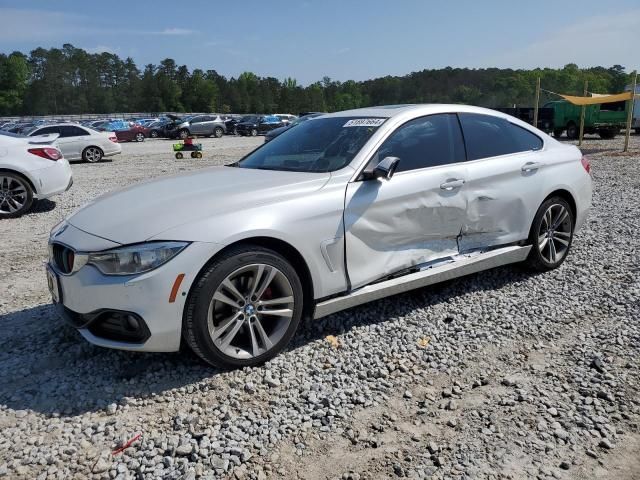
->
371;113;466;173
237;116;385;172
458;113;542;161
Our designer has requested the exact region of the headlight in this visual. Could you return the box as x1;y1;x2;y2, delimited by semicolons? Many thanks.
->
87;241;188;275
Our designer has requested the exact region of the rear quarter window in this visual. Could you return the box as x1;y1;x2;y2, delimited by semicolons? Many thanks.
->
459;113;543;160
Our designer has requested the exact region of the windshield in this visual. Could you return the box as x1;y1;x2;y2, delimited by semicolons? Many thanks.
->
237;116;386;173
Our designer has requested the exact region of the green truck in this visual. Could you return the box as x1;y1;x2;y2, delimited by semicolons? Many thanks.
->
544;100;627;139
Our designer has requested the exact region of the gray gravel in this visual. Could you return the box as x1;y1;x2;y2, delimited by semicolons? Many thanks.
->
0;134;639;479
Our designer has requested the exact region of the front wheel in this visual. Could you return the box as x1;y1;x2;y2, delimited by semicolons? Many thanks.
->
183;246;304;368
0;173;34;219
524;197;574;272
150;130;159;138
135;132;145;142
250;128;258;137
178;129;189;140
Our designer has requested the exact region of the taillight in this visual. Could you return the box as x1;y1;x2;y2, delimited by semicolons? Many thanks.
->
581;156;591;174
109;135;118;143
28;147;62;161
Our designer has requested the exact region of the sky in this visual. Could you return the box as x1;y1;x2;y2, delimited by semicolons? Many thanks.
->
0;0;638;84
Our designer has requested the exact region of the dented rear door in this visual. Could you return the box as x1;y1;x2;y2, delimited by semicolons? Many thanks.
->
459;151;541;250
456;113;546;251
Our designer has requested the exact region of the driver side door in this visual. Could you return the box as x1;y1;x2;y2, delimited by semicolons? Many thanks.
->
344;113;469;289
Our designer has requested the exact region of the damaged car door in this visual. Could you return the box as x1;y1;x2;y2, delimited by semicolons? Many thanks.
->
344;113;468;289
457;113;545;250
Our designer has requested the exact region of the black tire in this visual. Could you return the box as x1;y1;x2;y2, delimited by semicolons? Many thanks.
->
150;130;159;138
553;129;563;138
135;132;145;142
250;128;258;137
183;245;304;368
82;146;103;163
0;172;34;219
598;129;616;139
178;129;189;140
566;123;579;140
175;152;183;159
524;196;574;272
214;127;224;138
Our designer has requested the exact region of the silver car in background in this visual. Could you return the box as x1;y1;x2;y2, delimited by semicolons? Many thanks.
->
46;104;592;368
174;115;226;139
27;124;121;163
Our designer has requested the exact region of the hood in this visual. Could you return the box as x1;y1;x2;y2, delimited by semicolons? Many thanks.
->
67;166;330;244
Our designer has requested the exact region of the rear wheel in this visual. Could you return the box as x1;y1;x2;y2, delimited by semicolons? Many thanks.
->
82;146;103;163
525;196;574;271
566;123;579;140
553;129;563;138
250;128;258;137
150;130;159;138
135;132;145;142
0;173;34;219
178;129;189;140
214;127;224;138
598;129;617;139
183;245;304;368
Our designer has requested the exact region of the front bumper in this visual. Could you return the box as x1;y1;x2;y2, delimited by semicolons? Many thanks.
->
47;224;225;352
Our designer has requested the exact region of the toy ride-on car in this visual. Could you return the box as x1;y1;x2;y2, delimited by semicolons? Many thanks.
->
173;138;203;159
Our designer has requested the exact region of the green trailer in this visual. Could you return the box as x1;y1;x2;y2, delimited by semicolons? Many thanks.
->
545;100;627;139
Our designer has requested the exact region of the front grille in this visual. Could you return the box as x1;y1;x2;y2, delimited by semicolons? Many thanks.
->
52;243;74;274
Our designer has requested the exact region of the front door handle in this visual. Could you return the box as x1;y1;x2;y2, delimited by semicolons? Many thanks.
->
440;179;465;190
521;161;544;172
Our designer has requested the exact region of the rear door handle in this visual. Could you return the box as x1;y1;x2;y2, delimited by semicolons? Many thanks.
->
440;179;465;190
521;161;544;172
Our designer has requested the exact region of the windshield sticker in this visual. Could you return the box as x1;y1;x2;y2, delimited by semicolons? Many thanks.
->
343;118;386;128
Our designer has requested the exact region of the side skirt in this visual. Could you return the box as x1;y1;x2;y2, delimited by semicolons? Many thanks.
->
313;245;531;319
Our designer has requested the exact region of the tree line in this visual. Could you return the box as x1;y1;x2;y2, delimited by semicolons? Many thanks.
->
0;44;633;116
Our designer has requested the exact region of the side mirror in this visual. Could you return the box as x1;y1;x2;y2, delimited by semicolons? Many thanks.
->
368;156;400;180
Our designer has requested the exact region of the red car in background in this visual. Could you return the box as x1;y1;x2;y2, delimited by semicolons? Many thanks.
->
114;123;150;142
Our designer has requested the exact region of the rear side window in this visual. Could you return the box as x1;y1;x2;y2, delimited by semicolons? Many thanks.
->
508;123;543;152
458;113;542;160
32;126;59;136
374;113;466;172
59;125;89;137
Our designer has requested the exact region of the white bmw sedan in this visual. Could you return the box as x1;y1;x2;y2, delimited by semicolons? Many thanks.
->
27;124;121;163
46;105;592;368
0;131;73;218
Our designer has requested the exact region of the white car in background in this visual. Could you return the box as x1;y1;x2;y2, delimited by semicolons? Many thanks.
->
0;131;73;218
27;124;121;163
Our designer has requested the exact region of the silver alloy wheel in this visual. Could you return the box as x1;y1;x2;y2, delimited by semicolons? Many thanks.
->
84;147;102;163
0;175;28;214
135;133;145;142
207;263;295;359
538;203;572;264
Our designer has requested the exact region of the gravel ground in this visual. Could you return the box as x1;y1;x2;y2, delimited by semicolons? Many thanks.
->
0;134;639;480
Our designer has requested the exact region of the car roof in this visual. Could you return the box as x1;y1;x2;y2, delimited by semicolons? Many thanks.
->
322;104;515;119
33;123;87;128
